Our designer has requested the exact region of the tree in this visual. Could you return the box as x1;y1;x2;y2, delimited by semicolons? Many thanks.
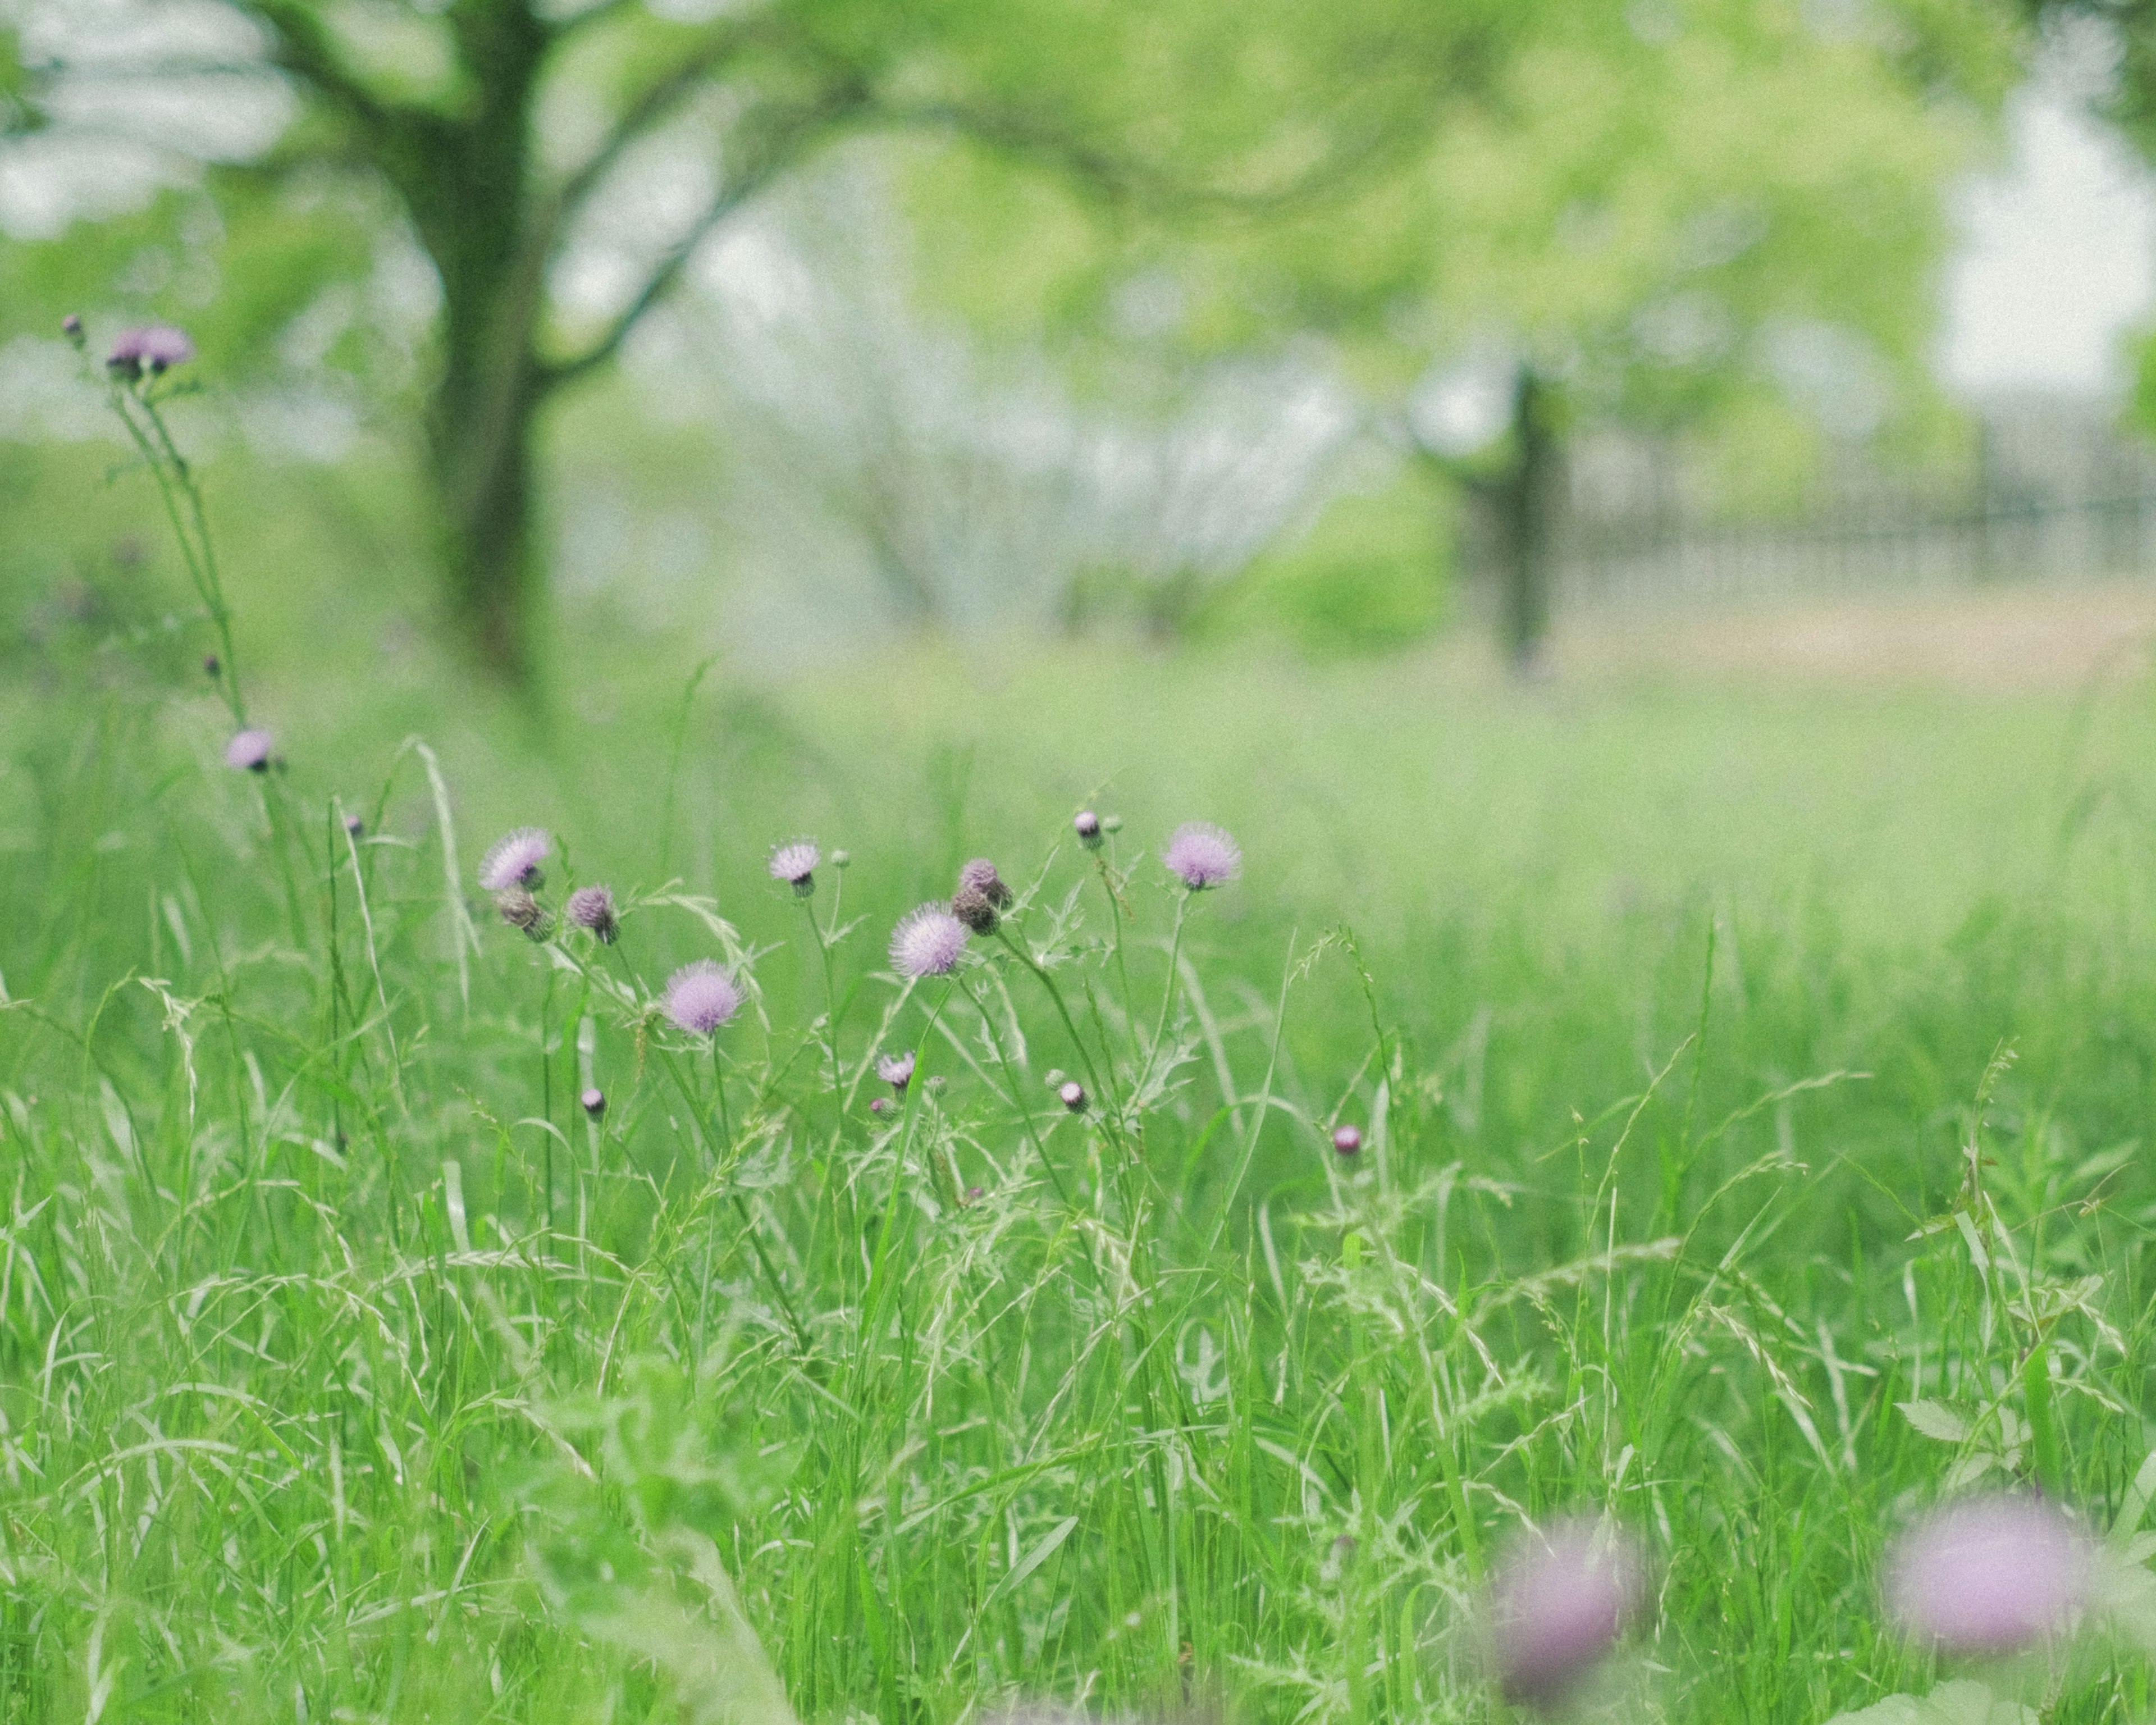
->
10;0;1519;688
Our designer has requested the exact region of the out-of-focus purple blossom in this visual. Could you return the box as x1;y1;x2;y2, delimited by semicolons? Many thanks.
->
1163;822;1241;890
1888;1495;2091;1654
1486;1521;1645;1706
566;884;619;943
890;905;969;978
342;813;364;838
1059;1080;1086;1112
479;827;551;892
1332;1124;1363;1156
769;839;820;896
225;729;272;772
61;313;84;349
1074;810;1103;850
107;323;194;378
581;1087;606;1119
869;1096;890;1117
663;960;742;1036
877;1051;915;1093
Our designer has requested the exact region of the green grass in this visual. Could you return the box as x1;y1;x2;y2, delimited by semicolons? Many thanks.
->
8;442;2156;1724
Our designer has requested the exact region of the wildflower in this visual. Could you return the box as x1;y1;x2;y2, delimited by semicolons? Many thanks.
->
342;813;364;838
832;848;851;869
494;889;550;939
876;1051;916;1094
769;838;820;897
1163;822;1241;890
957;857;1015;908
663;960;742;1036
224;729;272;772
581;1087;606;1119
1887;1495;2090;1655
1486;1521;1645;1706
565;884;620;944
61;313;84;349
1074;810;1103;850
479;827;551;892
1059;1080;1086;1112
890;904;968;978
952;886;1001;935
965;1184;984;1202
1332;1124;1362;1156
106;323;194;380
869;1096;890;1117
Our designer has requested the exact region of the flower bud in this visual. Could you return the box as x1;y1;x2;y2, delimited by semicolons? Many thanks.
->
1059;1080;1086;1112
581;1087;606;1119
61;313;84;350
1332;1124;1362;1156
1075;810;1103;849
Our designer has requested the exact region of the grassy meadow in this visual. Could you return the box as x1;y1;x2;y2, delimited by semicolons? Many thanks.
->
8;441;2156;1725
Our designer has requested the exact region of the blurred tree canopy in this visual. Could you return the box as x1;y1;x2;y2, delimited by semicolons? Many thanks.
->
913;0;2023;668
6;0;1524;689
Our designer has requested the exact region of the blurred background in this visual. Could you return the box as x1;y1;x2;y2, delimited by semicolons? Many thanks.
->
6;0;2156;851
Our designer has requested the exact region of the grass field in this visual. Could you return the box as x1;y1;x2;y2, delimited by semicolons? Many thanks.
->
8;464;2156;1725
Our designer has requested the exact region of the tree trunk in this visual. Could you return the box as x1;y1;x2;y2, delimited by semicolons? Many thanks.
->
430;373;541;682
1495;366;1561;675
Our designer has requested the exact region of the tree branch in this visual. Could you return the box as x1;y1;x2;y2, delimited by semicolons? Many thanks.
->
245;0;400;143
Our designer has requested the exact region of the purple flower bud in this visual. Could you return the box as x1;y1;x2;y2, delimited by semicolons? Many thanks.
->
1059;1080;1086;1112
61;313;84;349
1485;1521;1645;1706
965;1184;984;1202
890;905;969;978
876;1051;915;1094
769;838;820;897
342;813;364;838
478;827;550;892
494;889;550;940
106;323;193;380
1332;1124;1363;1156
1163;822;1241;891
581;1087;606;1119
565;884;619;944
1887;1495;2091;1655
869;1096;890;1117
663;960;742;1036
1074;810;1103;850
952;885;1001;935
224;729;272;772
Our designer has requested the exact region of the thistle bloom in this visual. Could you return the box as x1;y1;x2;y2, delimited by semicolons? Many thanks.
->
106;323;193;378
869;1096;890;1117
664;960;742;1036
1332;1124;1363;1156
1486;1521;1645;1706
769;838;820;896
224;729;272;772
1059;1080;1086;1112
1163;822;1241;890
61;313;84;348
876;1051;916;1094
1074;810;1103;850
342;813;364;838
1887;1495;2091;1654
479;827;551;892
890;905;969;978
581;1087;606;1119
566;884;620;943
957;858;1014;908
494;889;550;939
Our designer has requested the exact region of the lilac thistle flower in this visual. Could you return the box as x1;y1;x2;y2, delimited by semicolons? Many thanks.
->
1887;1495;2091;1654
1074;810;1103;850
225;729;273;772
876;1051;916;1094
494;889;550;940
342;813;364;838
565;884;620;944
479;827;551;892
1163;822;1241;891
663;960;742;1036
890;904;969;978
1059;1080;1086;1112
869;1096;890;1117
1485;1521;1645;1706
106;323;194;380
769;838;820;897
952;858;1014;935
581;1087;606;1119
61;313;84;349
1332;1124;1363;1156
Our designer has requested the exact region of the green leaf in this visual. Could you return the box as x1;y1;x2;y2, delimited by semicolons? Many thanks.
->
1897;1399;1970;1444
1822;1679;2037;1725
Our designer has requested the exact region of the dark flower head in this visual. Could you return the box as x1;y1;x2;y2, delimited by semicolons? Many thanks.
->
663;960;742;1036
957;857;1015;909
580;1087;606;1119
494;889;550;940
1059;1080;1086;1113
769;838;820;896
342;813;364;838
106;323;193;380
566;884;619;943
1164;822;1241;891
1486;1521;1645;1706
224;729;272;772
61;313;84;349
1888;1495;2090;1655
203;654;221;679
891;904;969;978
952;884;1001;935
479;827;551;892
1332;1124;1363;1156
1074;810;1103;850
876;1051;916;1094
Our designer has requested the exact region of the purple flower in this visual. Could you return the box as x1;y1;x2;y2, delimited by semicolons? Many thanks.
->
1486;1521;1645;1706
224;729;272;772
957;858;1014;909
479;827;551;892
869;1096;890;1116
61;313;84;349
1332;1124;1362;1156
1888;1495;2090;1654
494;889;550;940
106;323;194;379
890;904;969;978
1074;810;1103;850
769;838;820;896
342;813;364;838
663;960;742;1036
566;884;619;943
1059;1080;1086;1112
876;1051;916;1094
1163;822;1241;890
581;1087;606;1119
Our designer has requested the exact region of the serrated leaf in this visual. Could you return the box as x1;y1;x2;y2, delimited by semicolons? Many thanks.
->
1897;1399;1970;1444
